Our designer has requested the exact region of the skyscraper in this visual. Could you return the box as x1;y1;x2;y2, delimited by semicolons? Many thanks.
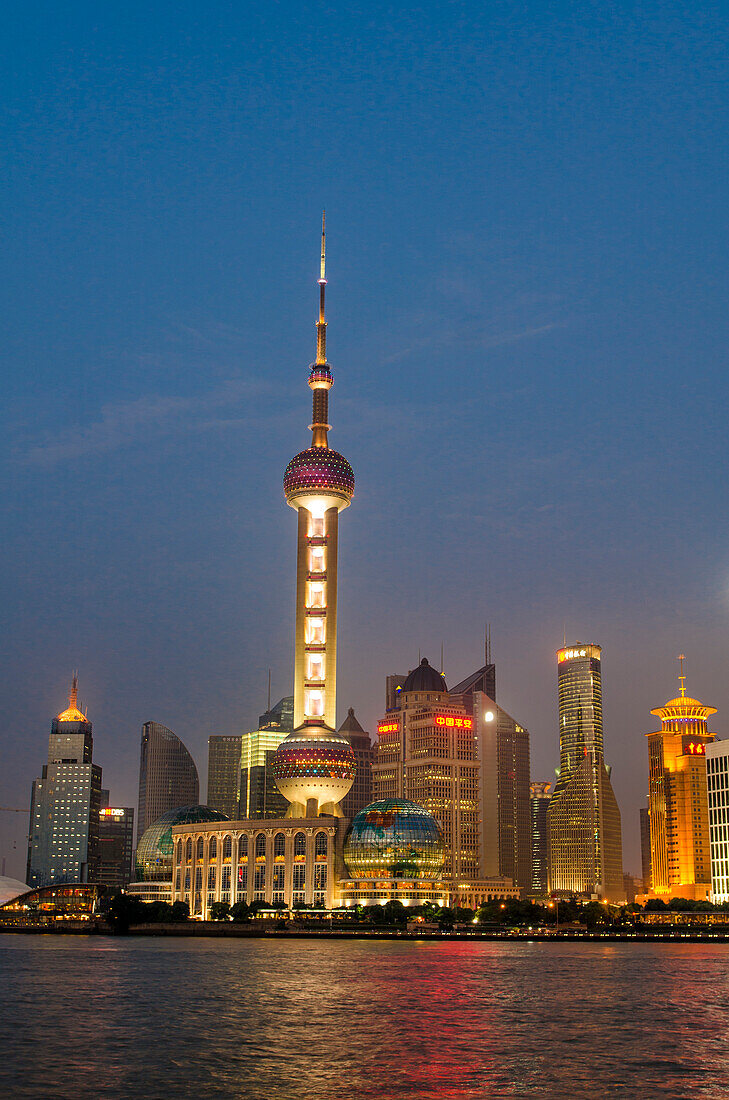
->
137;721;199;842
372;658;480;879
640;803;652;893
529;782;551;897
706;740;729;904
647;669;715;901
258;695;294;733
450;670;530;894
27;676;103;888
547;644;623;901
271;218;356;818
98;790;134;889
339;708;374;820
207;736;244;819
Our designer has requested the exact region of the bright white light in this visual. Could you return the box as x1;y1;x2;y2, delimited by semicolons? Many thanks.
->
484;710;495;722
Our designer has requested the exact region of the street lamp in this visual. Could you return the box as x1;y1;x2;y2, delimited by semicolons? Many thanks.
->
549;898;559;931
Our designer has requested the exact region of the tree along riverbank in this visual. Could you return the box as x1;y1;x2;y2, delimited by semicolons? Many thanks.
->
3;921;729;942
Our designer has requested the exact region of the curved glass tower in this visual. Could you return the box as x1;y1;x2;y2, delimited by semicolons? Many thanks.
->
272;217;356;818
137;722;199;841
547;644;623;901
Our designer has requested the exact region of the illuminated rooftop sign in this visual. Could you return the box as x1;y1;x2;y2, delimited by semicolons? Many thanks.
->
100;808;126;817
377;721;400;734
435;716;473;730
558;649;587;662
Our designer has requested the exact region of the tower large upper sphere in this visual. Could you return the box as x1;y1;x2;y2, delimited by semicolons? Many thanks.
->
284;447;354;510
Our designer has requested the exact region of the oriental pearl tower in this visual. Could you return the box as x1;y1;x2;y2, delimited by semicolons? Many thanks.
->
271;217;356;818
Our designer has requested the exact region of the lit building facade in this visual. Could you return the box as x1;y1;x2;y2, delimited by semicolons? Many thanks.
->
706;741;729;904
640;803;652;893
339;708;374;820
171;817;347;915
271;217;356;818
240;725;289;819
373;658;480;880
98;790;134;889
27;676;103;889
137;721;199;843
646;680;716;901
547;644;623;901
529;782;551;897
207;735;244;819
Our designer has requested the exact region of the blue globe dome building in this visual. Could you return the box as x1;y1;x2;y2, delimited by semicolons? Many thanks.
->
344;798;445;879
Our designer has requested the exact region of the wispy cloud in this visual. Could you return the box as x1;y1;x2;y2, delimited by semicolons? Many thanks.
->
19;379;262;466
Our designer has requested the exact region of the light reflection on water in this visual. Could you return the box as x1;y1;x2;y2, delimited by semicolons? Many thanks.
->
1;936;728;1099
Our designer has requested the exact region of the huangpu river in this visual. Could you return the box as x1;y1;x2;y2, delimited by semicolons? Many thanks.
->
2;936;728;1099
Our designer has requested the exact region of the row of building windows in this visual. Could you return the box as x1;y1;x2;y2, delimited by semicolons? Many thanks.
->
176;831;329;863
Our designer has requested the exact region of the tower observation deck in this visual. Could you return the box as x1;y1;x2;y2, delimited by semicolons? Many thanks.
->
272;217;356;818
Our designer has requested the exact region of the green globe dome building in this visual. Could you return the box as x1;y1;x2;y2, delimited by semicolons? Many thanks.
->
134;805;229;884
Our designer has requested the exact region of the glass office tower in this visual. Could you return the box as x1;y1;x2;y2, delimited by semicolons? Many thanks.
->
547;644;623;901
207;736;244;819
529;781;551;896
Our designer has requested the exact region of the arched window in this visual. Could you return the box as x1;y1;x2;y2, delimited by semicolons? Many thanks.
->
239;835;248;858
315;832;328;860
185;838;193;861
274;832;285;859
255;833;267;859
223;835;232;860
196;837;204;860
209;835;217;860
176;839;182;861
294;831;306;858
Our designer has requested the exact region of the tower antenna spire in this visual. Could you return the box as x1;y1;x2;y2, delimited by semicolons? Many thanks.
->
678;653;687;697
69;671;78;708
316;210;327;364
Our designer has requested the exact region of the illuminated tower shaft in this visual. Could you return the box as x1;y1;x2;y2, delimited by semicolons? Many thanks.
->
293;503;339;731
275;217;356;818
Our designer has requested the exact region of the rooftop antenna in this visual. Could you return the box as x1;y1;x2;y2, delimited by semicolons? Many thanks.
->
316;210;327;365
678;654;687;697
69;671;78;709
563;624;567;647
267;668;272;712
440;641;444;676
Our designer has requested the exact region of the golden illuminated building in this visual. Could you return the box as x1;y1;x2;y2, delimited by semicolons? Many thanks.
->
647;662;716;902
547;644;623;901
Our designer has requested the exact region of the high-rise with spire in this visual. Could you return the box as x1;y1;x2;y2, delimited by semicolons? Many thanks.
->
646;657;716;901
271;219;356;818
27;674;103;888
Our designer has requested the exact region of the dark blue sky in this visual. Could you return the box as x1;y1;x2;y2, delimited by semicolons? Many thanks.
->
2;1;728;878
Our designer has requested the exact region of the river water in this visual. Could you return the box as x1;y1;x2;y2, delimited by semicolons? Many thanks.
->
1;936;727;1099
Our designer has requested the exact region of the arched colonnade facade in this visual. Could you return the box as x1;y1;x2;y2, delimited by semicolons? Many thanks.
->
170;818;348;918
